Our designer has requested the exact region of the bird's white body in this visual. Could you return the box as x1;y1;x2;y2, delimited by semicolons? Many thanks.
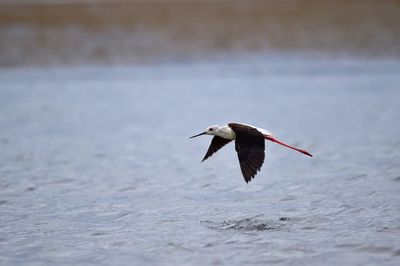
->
205;124;272;140
214;125;236;140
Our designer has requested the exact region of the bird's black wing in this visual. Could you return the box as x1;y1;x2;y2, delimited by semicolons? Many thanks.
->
229;123;265;183
202;136;233;162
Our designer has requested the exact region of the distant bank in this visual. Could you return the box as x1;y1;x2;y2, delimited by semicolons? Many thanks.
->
1;0;399;67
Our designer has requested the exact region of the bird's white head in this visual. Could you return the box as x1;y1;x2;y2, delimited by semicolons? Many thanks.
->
205;125;220;135
190;125;220;138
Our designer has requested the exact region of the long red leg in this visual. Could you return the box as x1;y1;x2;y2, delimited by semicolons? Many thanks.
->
265;136;313;157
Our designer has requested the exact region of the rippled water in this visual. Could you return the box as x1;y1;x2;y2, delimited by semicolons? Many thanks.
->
1;57;400;265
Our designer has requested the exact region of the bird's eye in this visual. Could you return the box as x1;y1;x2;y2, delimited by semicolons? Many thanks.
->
209;128;213;131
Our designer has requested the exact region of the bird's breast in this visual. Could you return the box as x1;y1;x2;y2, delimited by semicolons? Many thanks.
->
219;126;236;140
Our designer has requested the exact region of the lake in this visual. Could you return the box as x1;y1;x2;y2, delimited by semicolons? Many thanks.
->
1;56;400;265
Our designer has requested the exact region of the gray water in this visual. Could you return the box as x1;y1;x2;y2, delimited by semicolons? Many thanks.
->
1;57;400;265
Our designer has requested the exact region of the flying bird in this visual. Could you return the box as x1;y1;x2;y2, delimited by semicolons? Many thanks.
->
190;123;312;183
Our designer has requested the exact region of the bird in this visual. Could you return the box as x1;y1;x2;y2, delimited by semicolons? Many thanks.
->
190;123;312;183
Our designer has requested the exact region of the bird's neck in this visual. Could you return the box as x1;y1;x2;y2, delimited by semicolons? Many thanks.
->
217;125;236;140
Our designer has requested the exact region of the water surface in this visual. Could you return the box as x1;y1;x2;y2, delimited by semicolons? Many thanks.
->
1;57;400;265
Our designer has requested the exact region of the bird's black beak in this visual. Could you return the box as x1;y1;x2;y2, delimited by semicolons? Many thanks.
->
189;132;207;139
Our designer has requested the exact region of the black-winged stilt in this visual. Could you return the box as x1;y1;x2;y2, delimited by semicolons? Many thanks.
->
190;123;312;183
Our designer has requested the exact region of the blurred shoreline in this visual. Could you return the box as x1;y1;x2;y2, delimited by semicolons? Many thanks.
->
1;0;399;67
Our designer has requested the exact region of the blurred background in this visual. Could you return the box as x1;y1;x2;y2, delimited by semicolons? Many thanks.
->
0;0;399;66
1;1;400;266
